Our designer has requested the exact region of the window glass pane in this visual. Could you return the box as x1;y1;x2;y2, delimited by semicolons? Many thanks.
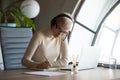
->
104;4;120;31
76;0;107;31
96;27;115;63
112;31;120;64
69;23;94;58
96;3;120;64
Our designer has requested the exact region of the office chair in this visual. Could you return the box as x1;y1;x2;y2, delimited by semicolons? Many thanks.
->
0;27;32;70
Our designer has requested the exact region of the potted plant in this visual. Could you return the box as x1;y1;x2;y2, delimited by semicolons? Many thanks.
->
0;0;36;31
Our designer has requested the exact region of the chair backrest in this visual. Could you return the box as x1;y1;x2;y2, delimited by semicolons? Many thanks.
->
0;27;33;70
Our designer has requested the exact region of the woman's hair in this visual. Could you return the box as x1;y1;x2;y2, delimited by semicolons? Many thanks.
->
50;12;74;26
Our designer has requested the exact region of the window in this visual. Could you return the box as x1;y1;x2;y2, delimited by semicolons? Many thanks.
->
69;0;120;66
76;0;107;31
69;23;94;58
96;3;120;64
69;0;110;56
97;26;116;63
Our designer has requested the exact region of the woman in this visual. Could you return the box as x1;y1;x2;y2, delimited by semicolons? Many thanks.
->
22;12;74;69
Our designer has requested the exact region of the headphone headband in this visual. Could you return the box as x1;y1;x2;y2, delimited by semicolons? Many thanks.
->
51;13;74;26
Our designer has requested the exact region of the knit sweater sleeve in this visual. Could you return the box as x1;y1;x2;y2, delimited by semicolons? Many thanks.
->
21;31;41;68
52;38;69;67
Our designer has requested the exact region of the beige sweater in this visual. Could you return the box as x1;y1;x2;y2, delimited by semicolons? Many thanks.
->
22;27;69;68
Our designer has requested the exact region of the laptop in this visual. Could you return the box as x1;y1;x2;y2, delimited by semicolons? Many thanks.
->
60;46;101;71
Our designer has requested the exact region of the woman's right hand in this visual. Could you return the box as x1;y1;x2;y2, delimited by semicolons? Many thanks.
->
36;61;52;69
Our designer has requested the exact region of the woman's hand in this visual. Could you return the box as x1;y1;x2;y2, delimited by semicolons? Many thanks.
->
36;61;52;69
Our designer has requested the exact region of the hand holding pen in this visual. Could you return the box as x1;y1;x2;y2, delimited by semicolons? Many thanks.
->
36;55;52;69
36;61;51;69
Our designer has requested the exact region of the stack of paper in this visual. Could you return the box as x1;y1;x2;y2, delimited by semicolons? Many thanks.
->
24;71;67;77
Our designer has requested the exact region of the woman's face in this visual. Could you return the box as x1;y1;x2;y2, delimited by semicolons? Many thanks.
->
52;17;73;40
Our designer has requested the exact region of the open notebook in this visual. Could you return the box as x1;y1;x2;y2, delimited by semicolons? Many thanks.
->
60;46;101;71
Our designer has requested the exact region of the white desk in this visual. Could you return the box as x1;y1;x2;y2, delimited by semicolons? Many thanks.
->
0;67;120;80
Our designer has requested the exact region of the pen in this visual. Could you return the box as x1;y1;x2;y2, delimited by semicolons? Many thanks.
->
43;54;52;68
43;54;49;62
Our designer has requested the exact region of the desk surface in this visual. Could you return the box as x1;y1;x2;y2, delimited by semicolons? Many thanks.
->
0;67;120;80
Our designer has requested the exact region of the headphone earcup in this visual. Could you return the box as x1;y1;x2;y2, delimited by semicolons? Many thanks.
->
51;17;57;26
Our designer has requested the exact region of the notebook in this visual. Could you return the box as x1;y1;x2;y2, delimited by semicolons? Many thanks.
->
60;46;101;71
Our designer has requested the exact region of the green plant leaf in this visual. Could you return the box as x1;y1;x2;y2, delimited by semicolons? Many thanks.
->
10;11;21;26
9;7;36;31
